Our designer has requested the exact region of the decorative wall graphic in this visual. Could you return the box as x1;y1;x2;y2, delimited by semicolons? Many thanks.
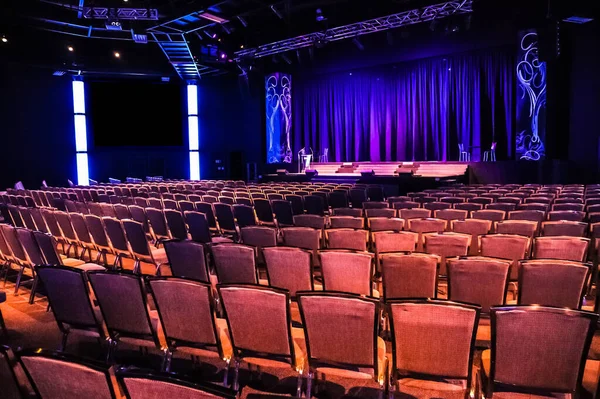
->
516;30;546;160
266;73;293;164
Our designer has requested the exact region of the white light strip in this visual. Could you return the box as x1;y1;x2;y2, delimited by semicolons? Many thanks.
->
72;80;89;186
188;116;199;151
72;81;86;114
76;153;90;186
187;84;198;115
189;151;200;180
74;115;88;152
187;84;200;180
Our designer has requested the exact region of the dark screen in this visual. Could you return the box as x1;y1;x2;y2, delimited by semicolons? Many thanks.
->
89;82;183;146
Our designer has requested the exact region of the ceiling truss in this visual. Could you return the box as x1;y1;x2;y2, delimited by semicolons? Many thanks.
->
235;0;474;59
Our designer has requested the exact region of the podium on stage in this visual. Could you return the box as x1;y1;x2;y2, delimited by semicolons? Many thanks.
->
297;148;313;173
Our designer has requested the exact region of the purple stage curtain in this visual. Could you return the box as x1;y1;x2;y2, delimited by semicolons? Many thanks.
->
293;49;515;162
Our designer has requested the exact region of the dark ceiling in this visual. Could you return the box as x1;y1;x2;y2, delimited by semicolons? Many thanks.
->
0;0;598;80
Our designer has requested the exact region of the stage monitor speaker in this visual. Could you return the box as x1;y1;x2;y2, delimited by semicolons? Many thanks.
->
276;169;289;176
361;170;375;177
305;169;318;178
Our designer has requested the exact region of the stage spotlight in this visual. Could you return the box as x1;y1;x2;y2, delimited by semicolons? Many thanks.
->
237;16;248;27
316;8;327;22
68;46;74;52
220;53;227;59
271;5;283;19
352;37;364;51
114;51;121;58
203;30;217;39
429;18;438;31
281;54;292;64
315;38;329;48
240;44;244;49
1;36;7;43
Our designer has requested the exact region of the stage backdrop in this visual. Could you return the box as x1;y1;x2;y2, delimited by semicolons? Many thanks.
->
293;49;515;162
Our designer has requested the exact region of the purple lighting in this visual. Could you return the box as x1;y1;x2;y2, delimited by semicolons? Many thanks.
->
220;53;227;59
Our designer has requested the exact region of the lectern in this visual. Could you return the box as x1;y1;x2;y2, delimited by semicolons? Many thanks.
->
297;148;313;173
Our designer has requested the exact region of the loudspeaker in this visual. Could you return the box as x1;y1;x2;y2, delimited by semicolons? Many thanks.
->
360;170;375;177
276;169;289;176
229;151;243;180
538;20;559;62
305;169;318;178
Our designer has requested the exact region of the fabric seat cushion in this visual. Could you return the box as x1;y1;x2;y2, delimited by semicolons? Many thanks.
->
397;378;467;399
74;263;106;272
61;258;86;267
212;236;234;244
151;248;168;265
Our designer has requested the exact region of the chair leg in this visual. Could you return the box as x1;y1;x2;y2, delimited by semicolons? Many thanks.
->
232;358;241;392
13;266;24;295
28;274;38;304
106;338;117;364
59;331;69;351
223;358;231;387
161;348;173;372
295;372;303;398
0;308;7;337
1;262;8;287
305;371;313;399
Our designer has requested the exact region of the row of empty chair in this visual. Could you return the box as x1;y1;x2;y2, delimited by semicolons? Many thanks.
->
9;266;600;398
0;346;237;399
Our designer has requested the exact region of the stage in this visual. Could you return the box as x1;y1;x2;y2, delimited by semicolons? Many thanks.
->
260;160;579;195
261;161;469;196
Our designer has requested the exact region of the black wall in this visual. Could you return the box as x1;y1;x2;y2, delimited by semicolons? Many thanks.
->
567;20;600;182
0;63;76;189
196;76;262;180
0;63;262;188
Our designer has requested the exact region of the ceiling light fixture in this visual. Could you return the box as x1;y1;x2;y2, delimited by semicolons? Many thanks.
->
237;16;248;27
198;12;228;24
271;5;283;19
68;46;74;52
114;51;121;58
1;36;7;43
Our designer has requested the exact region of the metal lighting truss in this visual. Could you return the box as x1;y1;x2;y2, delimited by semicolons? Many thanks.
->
82;7;159;20
150;32;224;79
235;0;474;59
